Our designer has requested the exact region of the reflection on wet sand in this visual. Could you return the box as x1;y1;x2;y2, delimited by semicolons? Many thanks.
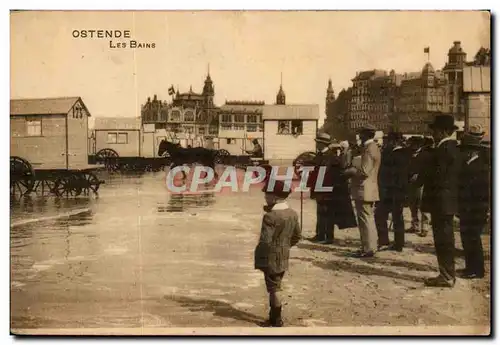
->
158;191;216;213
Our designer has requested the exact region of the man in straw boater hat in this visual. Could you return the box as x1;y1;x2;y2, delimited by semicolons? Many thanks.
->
457;125;490;279
419;114;461;287
344;124;381;258
254;179;302;327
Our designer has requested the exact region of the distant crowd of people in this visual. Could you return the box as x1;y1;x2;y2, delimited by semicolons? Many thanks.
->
253;114;490;327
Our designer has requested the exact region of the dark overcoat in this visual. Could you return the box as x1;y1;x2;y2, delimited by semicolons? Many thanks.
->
308;149;337;201
329;156;358;229
458;151;490;224
254;207;302;274
421;139;461;215
308;150;357;229
379;147;412;205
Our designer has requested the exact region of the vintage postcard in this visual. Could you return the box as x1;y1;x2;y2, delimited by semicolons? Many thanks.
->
10;10;491;336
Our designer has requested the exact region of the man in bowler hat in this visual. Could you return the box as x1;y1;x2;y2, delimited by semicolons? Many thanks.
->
457;125;490;279
344;124;381;257
255;179;301;327
420;114;461;287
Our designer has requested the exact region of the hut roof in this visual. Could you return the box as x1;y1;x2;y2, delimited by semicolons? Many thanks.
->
262;104;319;121
10;97;87;116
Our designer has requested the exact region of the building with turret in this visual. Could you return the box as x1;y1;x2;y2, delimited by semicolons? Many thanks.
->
443;41;467;119
327;40;488;137
276;83;286;105
141;71;219;137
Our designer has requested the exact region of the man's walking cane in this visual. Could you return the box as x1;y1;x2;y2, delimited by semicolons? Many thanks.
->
300;190;303;230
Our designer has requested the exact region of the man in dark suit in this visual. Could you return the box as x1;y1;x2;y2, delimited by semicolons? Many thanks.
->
457;126;490;279
421;114;461;288
375;131;411;251
309;133;338;244
407;136;425;232
408;137;434;237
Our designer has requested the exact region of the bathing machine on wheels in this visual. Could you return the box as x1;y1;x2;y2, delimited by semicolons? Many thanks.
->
10;97;104;198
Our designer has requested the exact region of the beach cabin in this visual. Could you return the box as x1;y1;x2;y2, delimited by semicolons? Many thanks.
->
262;104;319;163
94;117;142;158
463;66;491;138
10;97;91;170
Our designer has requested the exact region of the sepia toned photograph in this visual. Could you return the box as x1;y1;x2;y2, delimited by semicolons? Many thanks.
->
9;10;491;336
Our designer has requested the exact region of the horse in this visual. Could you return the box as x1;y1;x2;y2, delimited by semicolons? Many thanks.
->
158;139;219;179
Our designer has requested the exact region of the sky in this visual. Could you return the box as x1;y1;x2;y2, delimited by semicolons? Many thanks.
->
10;11;490;126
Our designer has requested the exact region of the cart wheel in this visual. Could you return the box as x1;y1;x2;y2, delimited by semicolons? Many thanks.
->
214;149;230;164
83;172;100;194
72;174;83;197
54;176;79;197
43;179;58;196
10;156;35;196
95;148;120;172
10;177;35;196
293;151;316;178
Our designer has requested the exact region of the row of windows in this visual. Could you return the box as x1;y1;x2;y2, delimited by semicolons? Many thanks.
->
169;110;204;122
165;124;218;135
220;124;263;132
277;120;303;136
107;132;128;144
351;105;389;112
350;114;387;121
221;114;260;123
348;122;389;130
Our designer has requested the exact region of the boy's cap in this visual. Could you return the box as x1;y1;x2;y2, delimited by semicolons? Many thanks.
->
262;179;292;198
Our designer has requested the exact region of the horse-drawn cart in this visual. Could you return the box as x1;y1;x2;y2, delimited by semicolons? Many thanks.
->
89;120;234;172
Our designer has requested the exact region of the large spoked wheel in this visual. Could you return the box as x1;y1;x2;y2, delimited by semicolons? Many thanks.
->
10;156;35;196
33;178;58;196
82;172;101;194
293;151;317;178
214;149;230;164
95;148;120;172
54;175;82;197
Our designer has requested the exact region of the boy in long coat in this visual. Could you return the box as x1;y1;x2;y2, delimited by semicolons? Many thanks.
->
254;179;302;327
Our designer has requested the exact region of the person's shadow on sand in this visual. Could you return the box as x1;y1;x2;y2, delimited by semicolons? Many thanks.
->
164;295;264;326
